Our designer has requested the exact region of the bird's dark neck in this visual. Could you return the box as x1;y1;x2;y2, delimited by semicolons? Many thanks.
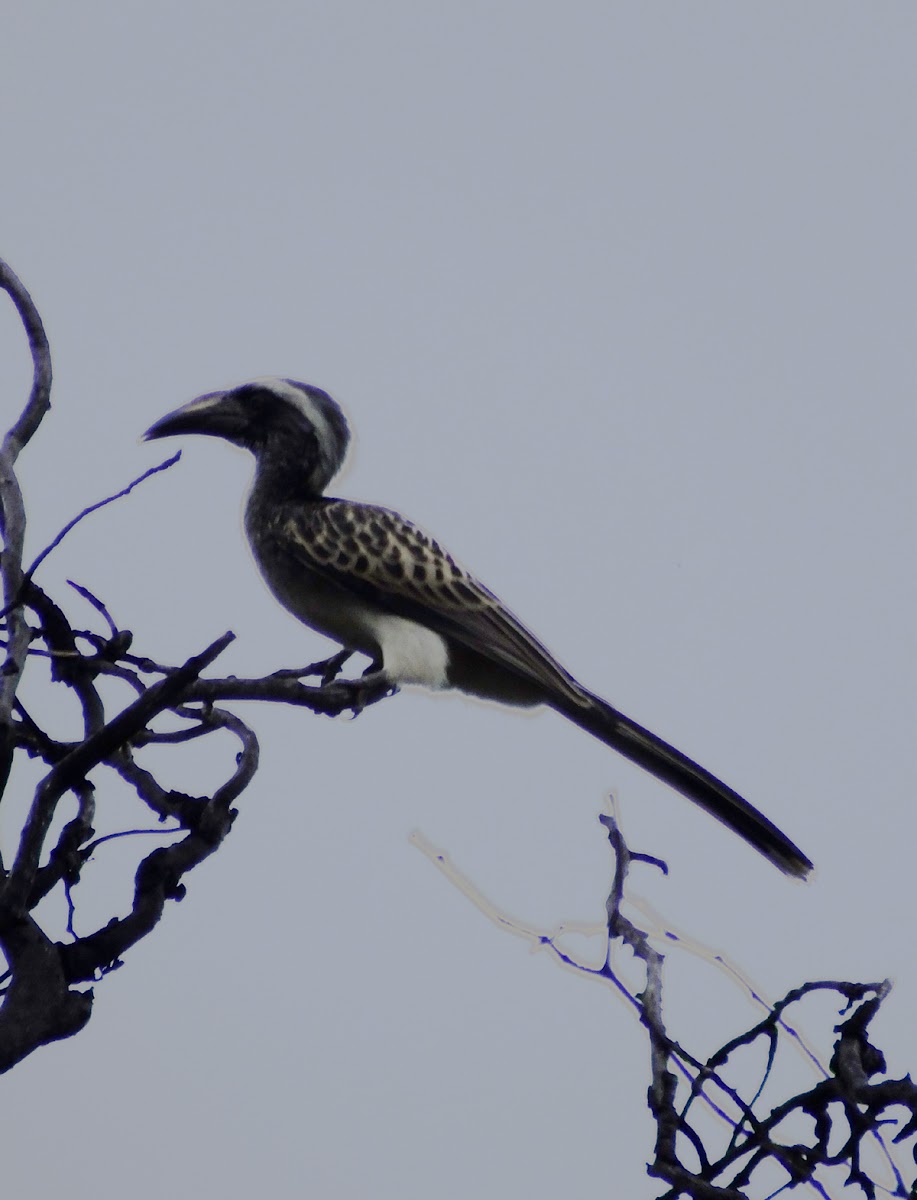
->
249;447;328;506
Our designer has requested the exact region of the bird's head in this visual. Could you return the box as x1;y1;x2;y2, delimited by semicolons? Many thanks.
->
143;377;351;494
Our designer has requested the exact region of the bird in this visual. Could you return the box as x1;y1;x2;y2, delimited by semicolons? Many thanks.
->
144;377;813;879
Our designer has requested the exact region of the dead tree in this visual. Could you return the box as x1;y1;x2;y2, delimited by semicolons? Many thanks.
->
1;258;914;1197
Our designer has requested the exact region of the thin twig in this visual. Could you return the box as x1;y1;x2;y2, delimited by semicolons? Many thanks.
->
25;453;181;583
65;581;119;638
82;826;184;855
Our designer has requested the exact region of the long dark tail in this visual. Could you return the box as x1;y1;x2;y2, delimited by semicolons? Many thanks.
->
551;690;813;879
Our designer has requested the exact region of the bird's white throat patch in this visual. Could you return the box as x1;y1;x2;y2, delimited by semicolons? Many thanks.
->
365;612;450;689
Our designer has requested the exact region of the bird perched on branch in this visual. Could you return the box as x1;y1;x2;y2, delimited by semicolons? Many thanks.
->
144;377;812;879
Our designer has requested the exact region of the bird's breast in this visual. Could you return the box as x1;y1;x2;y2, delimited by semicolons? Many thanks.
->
245;518;372;645
244;507;450;688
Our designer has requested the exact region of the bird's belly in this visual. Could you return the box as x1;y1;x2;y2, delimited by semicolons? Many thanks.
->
360;611;449;688
254;546;378;649
246;523;356;633
248;532;449;687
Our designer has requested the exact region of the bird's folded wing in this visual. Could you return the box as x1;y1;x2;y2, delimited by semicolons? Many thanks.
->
272;499;590;707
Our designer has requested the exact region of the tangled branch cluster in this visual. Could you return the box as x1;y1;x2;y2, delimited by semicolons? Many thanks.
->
0;258;389;1071
600;816;917;1198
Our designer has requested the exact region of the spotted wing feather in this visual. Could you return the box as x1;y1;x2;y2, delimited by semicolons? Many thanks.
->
273;499;589;707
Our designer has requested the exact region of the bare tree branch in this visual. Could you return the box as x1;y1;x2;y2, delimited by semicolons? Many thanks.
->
2;631;235;914
0;911;92;1072
0;257;53;456
0;256;53;802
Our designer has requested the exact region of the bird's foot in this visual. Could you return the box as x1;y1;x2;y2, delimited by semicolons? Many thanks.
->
346;669;397;717
271;650;355;685
319;649;355;685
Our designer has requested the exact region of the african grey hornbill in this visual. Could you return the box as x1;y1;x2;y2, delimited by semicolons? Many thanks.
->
144;377;813;879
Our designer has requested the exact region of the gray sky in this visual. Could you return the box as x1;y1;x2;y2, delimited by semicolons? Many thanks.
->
2;5;917;1196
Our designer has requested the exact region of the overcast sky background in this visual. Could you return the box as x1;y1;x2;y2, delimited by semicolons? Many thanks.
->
2;5;917;1197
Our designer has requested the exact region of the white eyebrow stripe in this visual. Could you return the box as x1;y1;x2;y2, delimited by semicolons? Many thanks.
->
250;376;338;464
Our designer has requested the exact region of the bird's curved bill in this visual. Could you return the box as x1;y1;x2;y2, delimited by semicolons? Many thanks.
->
143;391;241;441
